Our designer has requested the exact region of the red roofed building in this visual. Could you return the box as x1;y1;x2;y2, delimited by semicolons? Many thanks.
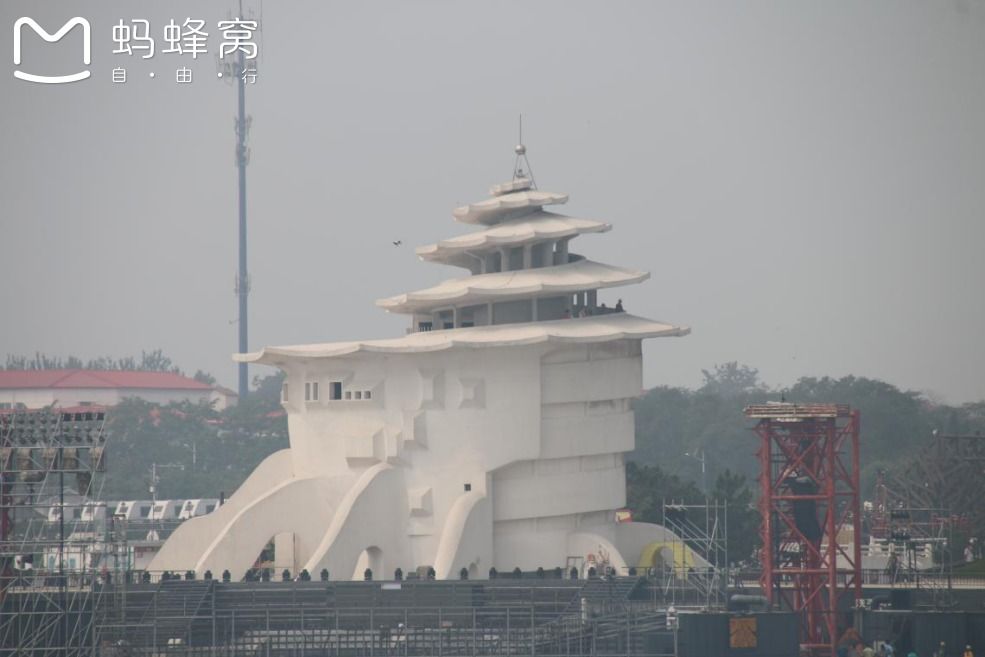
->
0;370;238;410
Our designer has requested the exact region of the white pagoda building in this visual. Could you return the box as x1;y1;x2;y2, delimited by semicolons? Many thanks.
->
150;145;694;580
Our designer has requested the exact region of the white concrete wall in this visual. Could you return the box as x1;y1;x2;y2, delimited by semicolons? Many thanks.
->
487;340;642;570
276;339;642;573
152;336;676;578
278;345;542;572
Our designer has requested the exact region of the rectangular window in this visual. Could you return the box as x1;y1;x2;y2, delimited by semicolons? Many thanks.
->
364;390;372;400
345;390;352;400
355;391;363;400
330;381;343;401
305;382;319;402
281;383;289;403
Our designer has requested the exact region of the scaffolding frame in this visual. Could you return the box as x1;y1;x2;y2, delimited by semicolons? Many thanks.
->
882;431;985;566
656;499;728;609
873;493;956;607
0;408;109;656
744;403;862;657
87;578;677;656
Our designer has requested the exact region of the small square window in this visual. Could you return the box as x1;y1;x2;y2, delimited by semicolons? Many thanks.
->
305;382;319;402
364;390;372;400
464;483;472;492
345;391;352;400
355;391;363;400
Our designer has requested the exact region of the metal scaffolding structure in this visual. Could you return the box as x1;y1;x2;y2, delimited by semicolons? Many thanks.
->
744;403;862;657
656;499;728;609
0;408;109;656
873;476;957;608
86;577;676;656
882;431;985;549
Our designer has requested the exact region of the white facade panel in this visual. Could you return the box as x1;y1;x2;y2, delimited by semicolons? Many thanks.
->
541;356;643;404
540;407;634;459
492;456;626;522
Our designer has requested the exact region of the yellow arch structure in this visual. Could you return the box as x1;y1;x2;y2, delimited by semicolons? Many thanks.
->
637;541;696;571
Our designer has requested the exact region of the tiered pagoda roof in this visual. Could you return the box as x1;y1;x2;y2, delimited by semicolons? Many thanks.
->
236;314;688;364
237;145;688;365
416;211;610;268
377;259;649;314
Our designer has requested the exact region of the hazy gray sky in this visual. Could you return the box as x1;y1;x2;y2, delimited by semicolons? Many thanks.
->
2;1;984;403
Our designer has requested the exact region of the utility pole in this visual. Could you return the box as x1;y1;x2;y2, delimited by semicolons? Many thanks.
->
149;463;184;503
686;448;707;497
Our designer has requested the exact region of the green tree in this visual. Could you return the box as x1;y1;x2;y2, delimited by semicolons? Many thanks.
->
699;362;767;398
711;469;759;564
193;370;217;386
99;395;287;501
625;462;703;524
785;376;935;494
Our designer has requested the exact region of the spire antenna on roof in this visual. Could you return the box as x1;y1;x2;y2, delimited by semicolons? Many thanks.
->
513;113;536;188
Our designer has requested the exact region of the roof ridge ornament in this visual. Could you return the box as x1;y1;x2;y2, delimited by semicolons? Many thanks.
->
512;113;536;188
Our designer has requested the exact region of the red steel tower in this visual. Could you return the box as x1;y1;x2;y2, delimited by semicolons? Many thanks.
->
744;403;862;656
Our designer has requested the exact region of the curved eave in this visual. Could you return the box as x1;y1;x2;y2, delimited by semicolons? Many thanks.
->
416;212;611;267
235;314;690;365
376;259;649;315
453;190;569;225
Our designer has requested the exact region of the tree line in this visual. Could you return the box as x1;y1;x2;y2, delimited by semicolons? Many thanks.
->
9;352;983;565
628;362;985;564
3;349;216;386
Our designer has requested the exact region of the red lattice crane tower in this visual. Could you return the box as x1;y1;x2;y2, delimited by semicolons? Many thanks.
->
744;403;862;657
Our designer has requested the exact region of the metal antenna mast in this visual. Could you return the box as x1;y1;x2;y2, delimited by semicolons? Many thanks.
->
219;0;254;399
234;43;249;400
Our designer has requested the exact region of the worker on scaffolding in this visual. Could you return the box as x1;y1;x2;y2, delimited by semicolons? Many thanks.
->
886;549;900;584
